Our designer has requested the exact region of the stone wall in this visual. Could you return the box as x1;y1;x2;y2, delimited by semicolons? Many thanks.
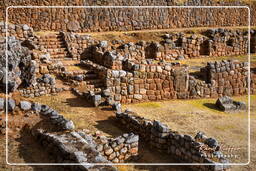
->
93;132;139;163
0;22;34;40
0;97;75;134
79;58;253;105
116;110;230;170
32;129;117;171
106;61;189;103
1;0;255;33
64;29;255;62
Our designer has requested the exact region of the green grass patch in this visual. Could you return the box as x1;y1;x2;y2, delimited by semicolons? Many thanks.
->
134;102;162;108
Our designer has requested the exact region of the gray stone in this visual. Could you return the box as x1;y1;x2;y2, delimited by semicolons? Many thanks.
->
215;96;246;112
0;98;4;110
153;120;169;133
112;102;122;113
102;89;112;97
20;101;31;111
126;134;139;144
22;24;30;31
194;131;207;141
73;151;87;162
62;120;75;130
205;138;218;148
31;103;41;113
74;75;84;81
99;41;108;48
177;55;185;60
8;98;15;111
93;95;102;107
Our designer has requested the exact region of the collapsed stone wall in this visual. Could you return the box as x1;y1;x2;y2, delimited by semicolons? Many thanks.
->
0;36;37;93
116;110;230;170
32;129;117;171
1;0;254;32
0;97;75;134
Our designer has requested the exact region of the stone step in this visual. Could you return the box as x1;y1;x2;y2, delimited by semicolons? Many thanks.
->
45;48;68;53
51;58;76;62
84;73;98;79
85;79;103;85
50;54;72;58
38;41;65;46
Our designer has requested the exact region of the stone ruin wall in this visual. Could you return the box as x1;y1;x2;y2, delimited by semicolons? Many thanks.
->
0;22;34;41
116;110;230;171
1;0;255;33
0;98;139;169
63;29;255;61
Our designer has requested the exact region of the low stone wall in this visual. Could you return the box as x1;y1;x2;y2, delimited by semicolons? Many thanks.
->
17;74;67;98
93;132;139;163
64;29;255;63
0;22;34;40
32;129;117;171
116;110;231;170
0;98;75;134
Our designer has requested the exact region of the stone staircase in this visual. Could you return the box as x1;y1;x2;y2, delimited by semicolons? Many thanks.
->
34;32;104;93
35;32;72;59
83;71;104;92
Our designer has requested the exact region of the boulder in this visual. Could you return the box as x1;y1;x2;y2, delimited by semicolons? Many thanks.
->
215;96;246;112
20;101;32;111
0;37;35;92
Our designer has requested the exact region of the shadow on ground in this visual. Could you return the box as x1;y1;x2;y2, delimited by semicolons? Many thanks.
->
65;97;93;108
11;125;63;171
203;103;221;112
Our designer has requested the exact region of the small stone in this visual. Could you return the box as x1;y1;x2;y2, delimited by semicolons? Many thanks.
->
8;98;15;112
22;24;30;31
20;101;31;111
126;134;139;144
205;138;218;148
0;98;4;110
105;147;113;156
112;102;122;113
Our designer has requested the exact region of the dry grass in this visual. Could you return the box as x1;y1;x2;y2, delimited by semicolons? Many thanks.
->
124;95;256;170
1;91;255;170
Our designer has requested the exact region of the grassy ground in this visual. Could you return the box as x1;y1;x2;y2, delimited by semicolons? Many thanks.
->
0;91;255;170
27;92;256;170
